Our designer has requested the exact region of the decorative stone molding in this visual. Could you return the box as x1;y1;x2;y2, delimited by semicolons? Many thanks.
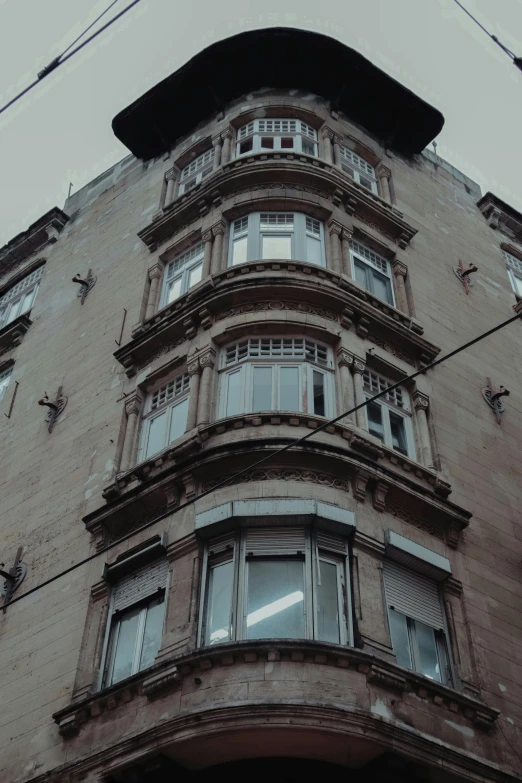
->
393;262;407;278
477;192;522;244
373;480;389;511
0;207;68;278
142;664;181;699
412;390;429;411
202;467;351;494
336;348;354;369
216;300;338;323
353;470;370;501
0;313;32;356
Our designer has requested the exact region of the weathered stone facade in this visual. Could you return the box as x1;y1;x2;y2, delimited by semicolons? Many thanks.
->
0;28;521;783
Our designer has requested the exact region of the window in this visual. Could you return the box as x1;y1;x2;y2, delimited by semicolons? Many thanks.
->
229;212;325;267
339;147;378;193
139;372;190;461
363;369;415;459
0;265;44;329
160;244;204;307
502;249;522;297
236;119;318;157
350;240;394;305
200;527;351;646
0;366;12;402
102;558;168;687
178;148;213;194
219;337;334;418
383;561;451;684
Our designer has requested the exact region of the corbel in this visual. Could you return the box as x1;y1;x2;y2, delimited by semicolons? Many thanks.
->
454;259;477;295
37;386;68;432
72;269;96;304
353;470;370;501
481;377;510;424
372;481;389;511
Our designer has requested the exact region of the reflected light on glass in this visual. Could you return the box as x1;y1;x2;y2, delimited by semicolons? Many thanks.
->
246;590;304;627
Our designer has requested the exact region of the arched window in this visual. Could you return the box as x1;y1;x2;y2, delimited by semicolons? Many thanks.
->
236;119;318;157
229;212;325;267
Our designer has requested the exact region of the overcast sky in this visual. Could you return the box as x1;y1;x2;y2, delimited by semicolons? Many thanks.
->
0;0;521;246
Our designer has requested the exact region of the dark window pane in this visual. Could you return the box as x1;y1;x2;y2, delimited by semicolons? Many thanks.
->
353;259;368;289
317;561;340;643
205;561;234;645
390;411;408;455
313;370;325;416
139;599;164;671
239;138;253;154
281;137;294;149
388;609;412;670
371;270;393;304
260;137;274;149
367;401;384;441
246;560;305;639
415;620;442;682
109;606;141;685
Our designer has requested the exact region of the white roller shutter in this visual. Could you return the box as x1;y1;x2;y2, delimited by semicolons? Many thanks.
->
383;561;444;630
246;527;306;555
112;558;169;613
208;532;236;557
316;530;347;555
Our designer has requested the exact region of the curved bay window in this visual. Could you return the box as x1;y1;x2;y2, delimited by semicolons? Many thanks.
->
0;265;44;329
339;147;378;193
178;148;213;195
160;243;203;307
363;369;415;459
218;337;334;419
200;527;352;647
139;372;190;461
350;240;394;306
236;119;318;157
229;212;325;267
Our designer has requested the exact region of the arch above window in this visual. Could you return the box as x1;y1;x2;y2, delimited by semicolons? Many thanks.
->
229;212;326;268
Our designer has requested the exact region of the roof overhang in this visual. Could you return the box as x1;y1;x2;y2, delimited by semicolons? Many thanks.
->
112;27;444;160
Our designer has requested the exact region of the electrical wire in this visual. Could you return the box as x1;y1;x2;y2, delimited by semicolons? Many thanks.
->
59;0;121;58
2;308;521;611
451;0;522;72
0;0;142;118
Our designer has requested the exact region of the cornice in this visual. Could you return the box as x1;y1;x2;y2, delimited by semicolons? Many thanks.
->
0;207;68;278
477;192;522;244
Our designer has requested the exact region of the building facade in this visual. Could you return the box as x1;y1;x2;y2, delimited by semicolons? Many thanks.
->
0;27;521;783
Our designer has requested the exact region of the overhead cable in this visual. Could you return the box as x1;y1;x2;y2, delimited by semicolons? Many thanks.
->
452;0;522;73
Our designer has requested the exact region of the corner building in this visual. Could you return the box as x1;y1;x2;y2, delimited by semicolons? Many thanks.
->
1;28;522;783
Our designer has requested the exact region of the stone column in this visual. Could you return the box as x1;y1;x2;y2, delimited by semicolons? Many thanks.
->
221;129;233;165
321;127;334;164
350;356;367;429
413;391;434;469
392;262;409;313
196;348;216;426
376;164;392;203
164;168;177;207
202;231;214;278
120;393;143;472
210;221;226;274
212;134;223;170
336;349;355;423
186;358;202;431
333;134;342;167
341;228;353;278
327;220;342;273
145;263;163;320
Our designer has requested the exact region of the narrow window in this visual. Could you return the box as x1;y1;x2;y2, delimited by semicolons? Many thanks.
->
0;366;12;402
140;373;190;462
350;241;394;306
178;148;214;195
0;265;44;329
160;244;204;308
363;369;415;460
340;147;378;193
502;249;522;297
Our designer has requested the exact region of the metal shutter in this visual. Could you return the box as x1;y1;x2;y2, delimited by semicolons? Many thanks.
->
316;530;347;555
112;558;168;613
246;527;306;555
383;561;444;630
207;532;236;557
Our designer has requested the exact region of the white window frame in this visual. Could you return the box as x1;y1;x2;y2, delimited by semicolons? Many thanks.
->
0;366;12;402
199;527;352;648
502;249;522;297
339;147;378;194
363;369;416;460
350;240;395;306
178;148;214;195
236;119;318;157
138;372;190;462
159;243;204;308
218;337;335;419
0;265;44;330
228;212;326;268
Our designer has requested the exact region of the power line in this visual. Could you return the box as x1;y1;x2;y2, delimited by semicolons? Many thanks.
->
60;0;121;59
0;0;143;118
451;0;522;73
2;308;521;611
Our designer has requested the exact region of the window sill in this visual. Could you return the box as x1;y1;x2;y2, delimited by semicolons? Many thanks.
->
0;312;32;354
52;638;499;740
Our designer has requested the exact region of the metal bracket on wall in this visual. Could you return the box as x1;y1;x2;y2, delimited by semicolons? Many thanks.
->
72;269;96;304
37;386;68;433
454;259;478;295
1;546;26;611
482;377;510;424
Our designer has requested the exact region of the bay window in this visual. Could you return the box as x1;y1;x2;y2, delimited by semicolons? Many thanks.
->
0;265;44;329
160;243;203;307
383;561;451;684
178;148;213;195
0;366;12;401
139;372;190;461
236;119;318;157
350;240;394;305
219;337;334;418
502;249;522;297
229;212;325;267
339;147;378;193
363;369;415;459
200;527;351;646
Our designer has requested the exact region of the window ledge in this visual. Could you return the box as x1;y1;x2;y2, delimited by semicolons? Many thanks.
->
0;312;32;355
52;639;499;739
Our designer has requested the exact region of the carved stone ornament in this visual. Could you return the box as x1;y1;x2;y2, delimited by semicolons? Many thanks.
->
412;391;429;411
203;468;350;494
392;262;407;278
481;376;510;425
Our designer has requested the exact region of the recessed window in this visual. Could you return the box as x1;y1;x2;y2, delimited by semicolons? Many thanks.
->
350;240;394;306
229;212;325;267
0;265;44;330
200;527;351;646
0;366;12;402
160;244;204;308
363;369;415;459
340;147;378;193
102;558;168;688
178;148;213;195
236;119;318;157
502;249;522;297
139;372;190;461
219;337;334;418
383;561;451;684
